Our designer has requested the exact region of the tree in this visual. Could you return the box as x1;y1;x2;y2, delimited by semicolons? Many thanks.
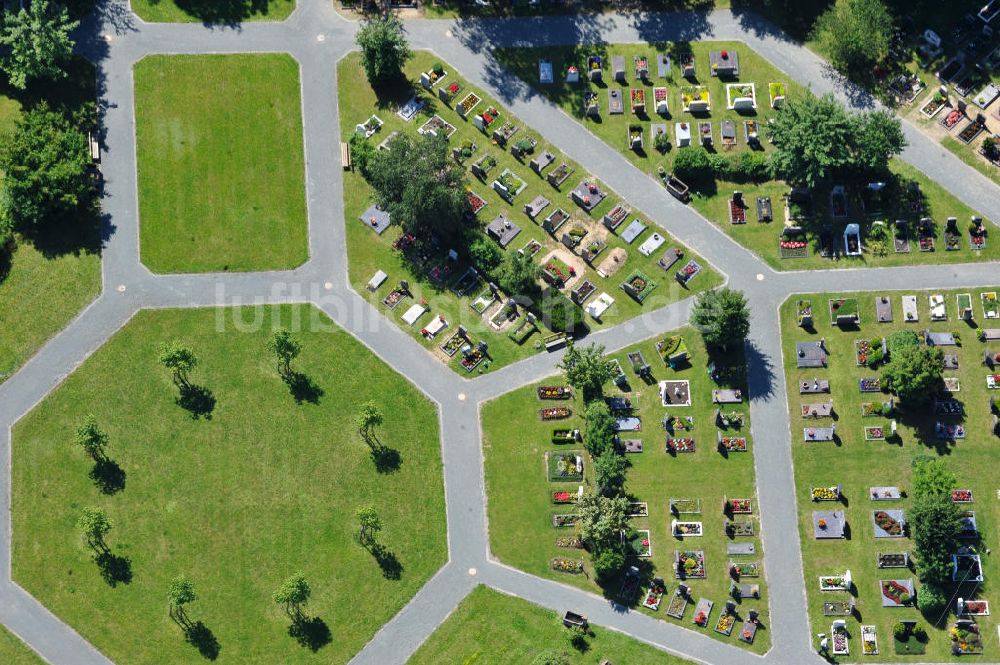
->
671;147;714;191
886;329;919;356
273;572;311;619
158;341;198;388
167;575;198;625
576;493;629;548
539;291;585;335
268;328;301;378
356;400;383;445
368;132;469;240
916;584;948;617
591;546;625;581
881;345;943;407
356;14;412;88
356;505;382;548
853;109;907;173
468;237;503;276
584;400;616;458
691;288;750;350
910;492;962;586
559;343;611;403
911;457;957;499
0;0;78;89
767;94;854;188
0;102;93;237
77;506;111;550
811;0;894;78
497;250;540;298
593;451;628;496
75;414;108;461
530;650;571;665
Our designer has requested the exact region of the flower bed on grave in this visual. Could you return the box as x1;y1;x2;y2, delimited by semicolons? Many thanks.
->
952;489;974;503
983;292;999;318
676;550;706;578
865;426;885;441
551;428;578;444
715;612;736;636
719;435;747;452
551;514;579;528
493;169;527;202
472;154;498;180
604;204;629;231
881;579;914;606
461;348;485;372
440;330;467;357
819;575;850;591
673;521;703;537
622;270;657;302
726;521;754;536
630;88;646;113
357;114;383;138
537;385;572;400
727;498;752;514
542;257;573;287
382;287;408;310
726;83;756;109
457;91;481;116
768;81;786;108
665;590;688;618
961;600;989;615
552;489;577;504
547;451;584;481
626;502;648;517
667;438;696;453
920;94;946;118
855;338;885;366
671;498;701;514
877;552;909;568
540;407;572;420
439;80;463;104
493;120;519;145
476;106;500;131
810;485;840;502
556;535;583;548
832;626;849;655
730;561;759;577
829;298;859;323
630;529;653;557
418;115;456;138
643;579;667;610
657;335;689;364
861;401;889;417
779;228;809;258
873;510;904;536
467;190;487;215
680;86;710;111
950;624;984;654
859;377;881;393
551;557;584;574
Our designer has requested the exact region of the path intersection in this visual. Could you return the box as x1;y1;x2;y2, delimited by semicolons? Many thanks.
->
1;1;998;663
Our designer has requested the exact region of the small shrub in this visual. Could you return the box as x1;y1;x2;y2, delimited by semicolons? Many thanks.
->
893;621;908;639
672;148;714;190
654;130;671;153
432;62;444;75
912;625;927;641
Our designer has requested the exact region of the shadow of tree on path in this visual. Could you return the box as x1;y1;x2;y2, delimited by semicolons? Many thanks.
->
744;338;777;401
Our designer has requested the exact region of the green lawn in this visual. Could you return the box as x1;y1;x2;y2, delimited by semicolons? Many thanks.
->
482;329;769;652
339;51;721;376
12;305;446;665
0;626;43;665
781;288;1000;661
130;0;296;23
418;0;721;18
408;585;696;664
135;54;308;273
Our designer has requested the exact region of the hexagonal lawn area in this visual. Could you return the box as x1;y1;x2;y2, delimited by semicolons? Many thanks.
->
12;305;445;664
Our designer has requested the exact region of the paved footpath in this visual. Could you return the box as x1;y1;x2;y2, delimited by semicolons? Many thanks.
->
2;1;1000;663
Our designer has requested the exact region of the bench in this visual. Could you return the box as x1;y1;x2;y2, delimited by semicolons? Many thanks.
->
341;141;351;170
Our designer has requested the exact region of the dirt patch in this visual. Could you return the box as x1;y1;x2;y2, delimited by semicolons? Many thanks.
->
597;247;627;278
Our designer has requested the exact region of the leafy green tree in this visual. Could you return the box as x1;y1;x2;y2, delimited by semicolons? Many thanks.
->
853;109;907;173
167;575;198;625
273;572;311;619
268;328;301;378
539;291;584;334
158;341;198;388
812;0;894;78
77;506;111;550
767;94;854;188
576;493;628;548
75;414;108;461
0;102;93;237
881;345;943;407
356;14;412;88
584;400;616;458
886;329;919;356
368;132;469;240
593;451;628;496
356;400;383;446
910;492;962;586
911;457;957;499
671;147;714;190
591;546;625;581
916;584;947;617
559;343;611;403
0;0;78;89
691;288;750;350
497;250;540;298
468;237;503;275
356;505;382;548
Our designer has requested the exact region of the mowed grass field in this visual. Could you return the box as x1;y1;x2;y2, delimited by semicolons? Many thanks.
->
12;305;446;664
135;54;308;273
0;627;43;665
129;0;296;23
408;585;697;664
481;330;769;652
783;289;1000;661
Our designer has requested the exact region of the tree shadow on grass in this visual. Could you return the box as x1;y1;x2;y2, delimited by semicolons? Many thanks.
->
94;551;132;586
284;371;323;405
370;444;402;474
288;616;331;652
89;458;125;495
170;0;278;25
185;621;220;660
177;383;216;419
370;543;403;580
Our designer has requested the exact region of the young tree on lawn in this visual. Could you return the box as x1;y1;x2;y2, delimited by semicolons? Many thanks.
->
559;342;611;403
576;493;629;549
584;400;617;458
77;506;111;551
593;451;628;496
158;341;198;388
368;132;469;240
75;414;108;461
691;288;750;350
356;505;382;548
273;572;311;620
497;248;540;298
0;102;93;237
881;345;943;407
767;94;854;188
356;400;383;446
268;328;301;379
167;575;198;626
0;0;78;89
356;14;412;88
811;0;894;79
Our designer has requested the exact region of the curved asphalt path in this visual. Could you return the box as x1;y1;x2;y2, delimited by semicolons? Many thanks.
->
1;1;999;663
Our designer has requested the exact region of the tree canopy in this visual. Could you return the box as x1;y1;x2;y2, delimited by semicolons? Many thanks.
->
356;505;382;548
367;132;470;241
356;14;412;88
158;341;198;387
691;288;750;350
767;94;905;187
77;506;111;549
910;492;962;586
167;575;198;622
268;329;301;377
75;414;108;461
584;400;616;458
811;0;894;78
881;344;943;407
558;342;611;402
576;493;628;548
593;451;628;496
273;572;311;617
0;0;78;89
497;250;540;298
